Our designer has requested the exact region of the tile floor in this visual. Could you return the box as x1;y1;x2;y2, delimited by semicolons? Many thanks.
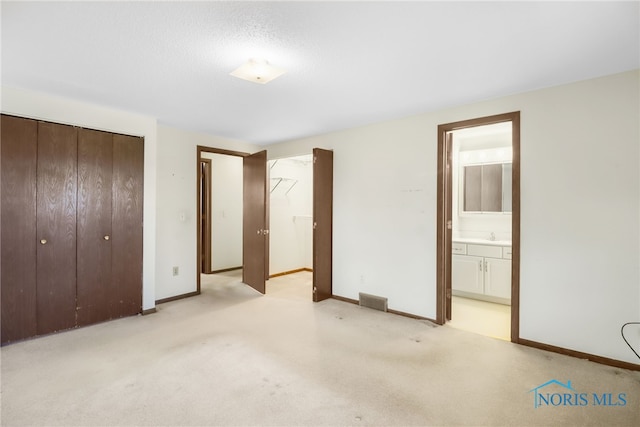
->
447;295;511;341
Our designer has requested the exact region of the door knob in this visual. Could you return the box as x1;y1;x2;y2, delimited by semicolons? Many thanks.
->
40;239;47;245
104;235;110;241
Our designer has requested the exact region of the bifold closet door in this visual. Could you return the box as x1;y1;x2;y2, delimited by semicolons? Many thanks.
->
111;134;144;318
1;115;38;343
36;122;78;336
77;129;113;326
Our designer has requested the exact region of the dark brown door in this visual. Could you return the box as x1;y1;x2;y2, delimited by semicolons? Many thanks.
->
200;159;212;273
242;150;267;294
111;134;144;318
313;148;333;302
77;128;113;326
36;122;78;335
1;115;38;343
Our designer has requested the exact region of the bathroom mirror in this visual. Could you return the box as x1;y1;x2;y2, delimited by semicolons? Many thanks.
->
462;162;512;213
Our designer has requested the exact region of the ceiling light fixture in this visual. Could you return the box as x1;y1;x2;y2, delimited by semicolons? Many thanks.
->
230;58;286;85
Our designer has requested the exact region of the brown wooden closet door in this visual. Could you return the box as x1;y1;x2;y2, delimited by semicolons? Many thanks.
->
1;115;38;343
36;122;78;335
312;148;333;302
111;134;143;318
77;129;113;326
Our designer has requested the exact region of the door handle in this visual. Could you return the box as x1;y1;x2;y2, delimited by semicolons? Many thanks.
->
40;239;47;245
104;235;110;241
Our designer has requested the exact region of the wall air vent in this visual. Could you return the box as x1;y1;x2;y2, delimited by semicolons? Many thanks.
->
359;292;388;312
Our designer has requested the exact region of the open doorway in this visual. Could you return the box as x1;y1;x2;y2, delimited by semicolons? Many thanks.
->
448;122;513;340
267;149;333;302
196;146;333;302
268;154;314;297
200;152;243;275
196;146;268;295
436;112;520;343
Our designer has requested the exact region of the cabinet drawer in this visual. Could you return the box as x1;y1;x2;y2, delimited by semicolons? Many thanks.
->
503;247;512;259
452;242;466;255
467;244;502;258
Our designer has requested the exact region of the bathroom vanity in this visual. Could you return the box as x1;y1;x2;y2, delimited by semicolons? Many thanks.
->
452;238;511;305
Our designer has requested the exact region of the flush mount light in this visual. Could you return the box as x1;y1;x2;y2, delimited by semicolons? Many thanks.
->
230;58;286;84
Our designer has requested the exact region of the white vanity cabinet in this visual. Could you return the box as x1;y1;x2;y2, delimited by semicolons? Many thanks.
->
451;254;482;294
452;241;511;304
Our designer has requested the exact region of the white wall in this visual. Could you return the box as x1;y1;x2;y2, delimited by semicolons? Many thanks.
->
201;153;243;271
269;156;313;274
266;70;640;364
155;125;259;300
1;86;158;311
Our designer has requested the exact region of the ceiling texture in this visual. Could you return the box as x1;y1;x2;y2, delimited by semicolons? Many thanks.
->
2;1;639;145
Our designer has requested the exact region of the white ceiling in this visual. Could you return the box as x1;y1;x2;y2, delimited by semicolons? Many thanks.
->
2;1;638;145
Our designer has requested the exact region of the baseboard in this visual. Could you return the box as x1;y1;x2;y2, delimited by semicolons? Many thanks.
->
156;291;200;305
269;267;313;278
209;266;242;274
387;308;435;322
331;295;437;323
141;308;156;315
332;295;358;305
518;338;640;372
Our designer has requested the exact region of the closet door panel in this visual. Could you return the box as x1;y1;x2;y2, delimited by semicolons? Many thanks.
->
36;122;78;335
111;134;143;318
77;129;113;326
1;115;38;343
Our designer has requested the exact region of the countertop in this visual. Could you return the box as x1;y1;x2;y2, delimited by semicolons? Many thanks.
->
453;237;512;247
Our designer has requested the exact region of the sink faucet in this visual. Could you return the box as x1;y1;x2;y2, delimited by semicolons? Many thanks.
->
490;232;496;241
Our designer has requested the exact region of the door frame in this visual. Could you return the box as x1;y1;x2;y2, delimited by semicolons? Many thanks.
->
200;158;212;274
436;111;521;343
196;146;249;294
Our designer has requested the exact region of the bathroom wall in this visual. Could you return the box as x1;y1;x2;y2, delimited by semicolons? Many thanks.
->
269;156;313;274
201;153;243;271
452;127;513;241
266;70;640;365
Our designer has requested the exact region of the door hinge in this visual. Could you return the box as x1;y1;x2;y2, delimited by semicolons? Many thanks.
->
446;220;452;230
446;289;452;298
313;286;317;293
313;222;317;229
313;156;317;164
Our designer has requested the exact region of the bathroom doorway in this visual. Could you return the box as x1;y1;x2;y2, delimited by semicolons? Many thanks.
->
436;112;520;342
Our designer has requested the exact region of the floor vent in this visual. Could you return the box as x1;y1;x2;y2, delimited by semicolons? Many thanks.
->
359;292;388;312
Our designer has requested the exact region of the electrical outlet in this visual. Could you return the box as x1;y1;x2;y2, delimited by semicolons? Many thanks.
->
172;266;179;276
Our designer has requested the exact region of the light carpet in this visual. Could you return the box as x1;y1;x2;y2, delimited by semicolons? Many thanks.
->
1;270;638;426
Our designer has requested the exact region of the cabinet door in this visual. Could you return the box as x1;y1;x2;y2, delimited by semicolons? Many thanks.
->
77;129;113;326
36;122;78;335
452;255;484;294
111;134;144;318
485;258;511;299
1;115;38;343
